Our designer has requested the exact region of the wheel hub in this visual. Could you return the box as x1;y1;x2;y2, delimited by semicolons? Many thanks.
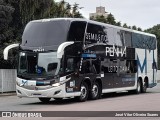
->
81;86;87;99
92;84;98;97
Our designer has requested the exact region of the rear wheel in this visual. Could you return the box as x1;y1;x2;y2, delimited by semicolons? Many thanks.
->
77;82;89;102
136;80;141;94
39;98;51;103
142;82;147;93
90;82;101;100
129;80;141;94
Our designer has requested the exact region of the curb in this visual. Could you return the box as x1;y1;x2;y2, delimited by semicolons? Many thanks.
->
0;92;16;97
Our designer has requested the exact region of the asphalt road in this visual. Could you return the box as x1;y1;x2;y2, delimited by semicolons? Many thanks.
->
0;84;160;120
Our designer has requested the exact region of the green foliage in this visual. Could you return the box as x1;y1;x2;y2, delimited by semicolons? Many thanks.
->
90;15;107;23
132;25;137;30
90;13;142;31
145;24;160;69
106;13;116;25
50;1;83;18
115;21;121;27
90;13;118;25
123;23;128;28
0;0;15;68
0;0;14;45
137;27;142;31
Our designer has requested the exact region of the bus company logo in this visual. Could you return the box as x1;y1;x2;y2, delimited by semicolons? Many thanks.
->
33;47;44;52
106;45;126;57
85;32;109;43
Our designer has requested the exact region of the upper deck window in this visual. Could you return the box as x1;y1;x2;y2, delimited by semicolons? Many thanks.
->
22;20;70;48
132;33;156;50
85;23;109;45
67;21;86;42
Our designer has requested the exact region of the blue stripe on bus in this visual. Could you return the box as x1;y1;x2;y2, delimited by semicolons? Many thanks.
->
82;54;96;58
145;49;147;74
137;55;146;73
36;81;44;85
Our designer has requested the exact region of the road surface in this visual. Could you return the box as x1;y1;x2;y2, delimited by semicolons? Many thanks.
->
0;84;160;120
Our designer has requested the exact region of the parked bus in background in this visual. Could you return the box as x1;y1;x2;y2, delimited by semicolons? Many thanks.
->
3;18;157;102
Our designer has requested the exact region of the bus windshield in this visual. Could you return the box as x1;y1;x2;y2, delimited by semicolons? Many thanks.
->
22;20;70;48
18;52;61;79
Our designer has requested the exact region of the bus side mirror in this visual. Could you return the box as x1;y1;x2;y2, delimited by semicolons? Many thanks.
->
3;43;19;60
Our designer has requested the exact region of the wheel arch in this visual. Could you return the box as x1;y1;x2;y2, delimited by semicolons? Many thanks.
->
95;78;102;90
138;77;143;84
95;78;102;98
82;78;92;91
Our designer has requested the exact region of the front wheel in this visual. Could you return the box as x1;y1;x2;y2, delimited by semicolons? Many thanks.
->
136;80;141;94
77;82;89;102
39;98;51;103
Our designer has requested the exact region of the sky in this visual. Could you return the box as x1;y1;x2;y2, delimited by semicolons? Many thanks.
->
55;0;160;30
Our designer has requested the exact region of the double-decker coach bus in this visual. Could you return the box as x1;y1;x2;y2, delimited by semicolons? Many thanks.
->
3;18;157;102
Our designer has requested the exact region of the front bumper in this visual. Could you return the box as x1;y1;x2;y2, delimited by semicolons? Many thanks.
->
16;84;66;98
16;84;81;98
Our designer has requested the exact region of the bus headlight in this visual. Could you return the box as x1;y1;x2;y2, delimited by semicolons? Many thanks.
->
52;83;60;87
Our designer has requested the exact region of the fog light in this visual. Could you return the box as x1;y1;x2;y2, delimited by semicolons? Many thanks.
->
17;89;22;94
54;90;61;95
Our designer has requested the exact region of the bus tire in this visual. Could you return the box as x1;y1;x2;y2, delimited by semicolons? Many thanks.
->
90;82;101;100
77;82;89;102
142;82;147;93
54;98;63;101
136;80;141;94
39;98;51;103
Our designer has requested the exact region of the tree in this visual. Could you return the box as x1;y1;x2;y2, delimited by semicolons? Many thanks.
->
6;0;53;43
116;21;121;27
132;25;137;30
19;0;53;26
123;23;128;28
50;0;83;18
0;0;14;45
91;15;107;23
106;13;116;25
137;27;142;31
71;3;83;18
90;13;120;26
0;0;15;68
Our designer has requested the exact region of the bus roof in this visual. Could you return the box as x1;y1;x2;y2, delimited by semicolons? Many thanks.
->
31;18;156;38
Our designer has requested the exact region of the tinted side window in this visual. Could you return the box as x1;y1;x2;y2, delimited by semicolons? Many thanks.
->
132;33;156;50
68;21;86;42
85;23;109;45
115;30;131;47
124;31;132;47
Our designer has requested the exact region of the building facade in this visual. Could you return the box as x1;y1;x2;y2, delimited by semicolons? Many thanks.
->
89;6;108;19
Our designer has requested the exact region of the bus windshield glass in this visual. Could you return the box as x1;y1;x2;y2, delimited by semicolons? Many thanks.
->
22;20;70;48
18;52;61;79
